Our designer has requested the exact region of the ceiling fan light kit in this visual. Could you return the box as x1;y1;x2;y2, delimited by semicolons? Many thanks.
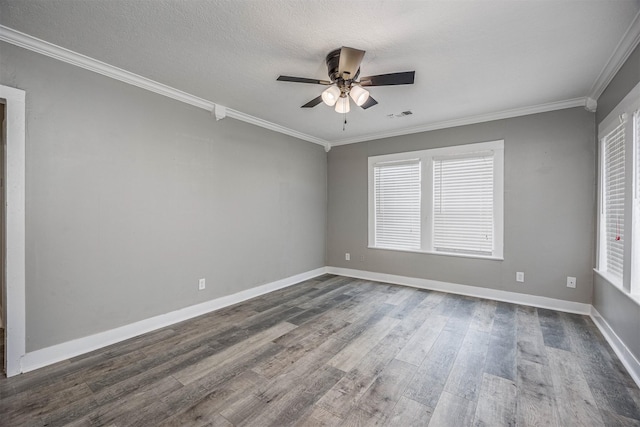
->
321;86;340;106
349;85;370;106
335;96;350;113
277;46;415;116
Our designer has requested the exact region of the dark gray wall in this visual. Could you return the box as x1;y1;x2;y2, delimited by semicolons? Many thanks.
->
0;42;327;352
593;43;640;364
327;107;596;303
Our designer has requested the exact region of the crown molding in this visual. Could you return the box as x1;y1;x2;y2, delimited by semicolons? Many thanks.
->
330;97;588;147
0;25;330;150
224;108;329;147
589;10;640;100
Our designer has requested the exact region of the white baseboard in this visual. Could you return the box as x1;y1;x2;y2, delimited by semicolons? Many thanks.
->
590;306;640;388
326;267;591;315
20;267;327;373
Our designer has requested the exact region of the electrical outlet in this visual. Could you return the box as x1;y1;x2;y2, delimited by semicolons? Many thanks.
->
198;278;206;290
345;253;350;261
516;272;525;283
567;276;576;288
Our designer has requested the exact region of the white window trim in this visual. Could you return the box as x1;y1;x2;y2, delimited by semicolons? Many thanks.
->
597;80;640;295
368;140;504;260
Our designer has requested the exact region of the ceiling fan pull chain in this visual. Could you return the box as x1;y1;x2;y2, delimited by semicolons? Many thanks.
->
343;113;347;131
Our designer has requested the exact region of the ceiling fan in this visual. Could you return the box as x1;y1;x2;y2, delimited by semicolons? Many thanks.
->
277;47;415;114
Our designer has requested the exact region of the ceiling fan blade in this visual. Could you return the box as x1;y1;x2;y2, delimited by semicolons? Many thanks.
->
360;96;378;109
277;76;332;85
338;47;366;80
301;96;323;108
360;71;415;86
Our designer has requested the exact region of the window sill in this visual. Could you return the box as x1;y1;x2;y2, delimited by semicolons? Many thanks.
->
368;246;504;261
593;269;640;308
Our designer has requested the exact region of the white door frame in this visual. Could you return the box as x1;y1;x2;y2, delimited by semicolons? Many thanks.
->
0;84;26;377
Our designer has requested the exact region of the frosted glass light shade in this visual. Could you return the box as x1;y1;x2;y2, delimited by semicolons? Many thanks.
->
335;96;350;113
349;85;370;106
321;86;340;106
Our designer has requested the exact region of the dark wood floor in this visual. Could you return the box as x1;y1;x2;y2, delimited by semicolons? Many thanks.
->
1;275;639;426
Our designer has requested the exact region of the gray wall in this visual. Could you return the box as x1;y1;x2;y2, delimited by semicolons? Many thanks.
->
327;107;596;303
593;43;640;363
593;274;640;361
0;42;327;352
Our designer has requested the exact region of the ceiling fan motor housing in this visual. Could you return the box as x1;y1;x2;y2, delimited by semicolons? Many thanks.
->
326;48;360;85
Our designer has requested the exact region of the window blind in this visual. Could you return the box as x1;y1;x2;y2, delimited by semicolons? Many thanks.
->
433;154;494;255
603;120;626;281
373;160;421;250
635;111;640;200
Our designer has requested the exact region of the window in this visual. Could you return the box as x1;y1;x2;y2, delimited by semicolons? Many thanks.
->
601;119;626;283
433;154;495;256
597;81;640;296
368;140;504;259
373;160;421;250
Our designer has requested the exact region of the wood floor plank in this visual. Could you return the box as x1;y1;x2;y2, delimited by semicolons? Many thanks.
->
327;316;400;372
295;279;361;311
70;327;177;363
341;407;386;426
272;313;350;348
86;340;207;392
444;328;491;401
261;366;344;427
155;344;284;425
218;393;265;426
254;320;350;379
173;321;296;385
428;391;477;427
258;336;348;390
537;308;572;351
293;406;344;427
385;396;432;426
472;373;517;427
387;289;429;320
287;294;352;326
469;299;497;333
225;365;344;427
516;305;547;366
383;287;417;305
358;359;417;419
582;371;640;421
598;410;640;427
157;371;266;427
403;329;466;409
516;359;559;427
84;375;182;427
442;295;477;334
546;347;604;426
1;382;95;426
395;314;447;366
484;302;517;382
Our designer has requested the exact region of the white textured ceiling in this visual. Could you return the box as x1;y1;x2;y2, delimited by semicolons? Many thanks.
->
1;0;639;144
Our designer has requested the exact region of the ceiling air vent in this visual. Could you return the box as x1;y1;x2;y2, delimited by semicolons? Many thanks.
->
387;110;413;118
